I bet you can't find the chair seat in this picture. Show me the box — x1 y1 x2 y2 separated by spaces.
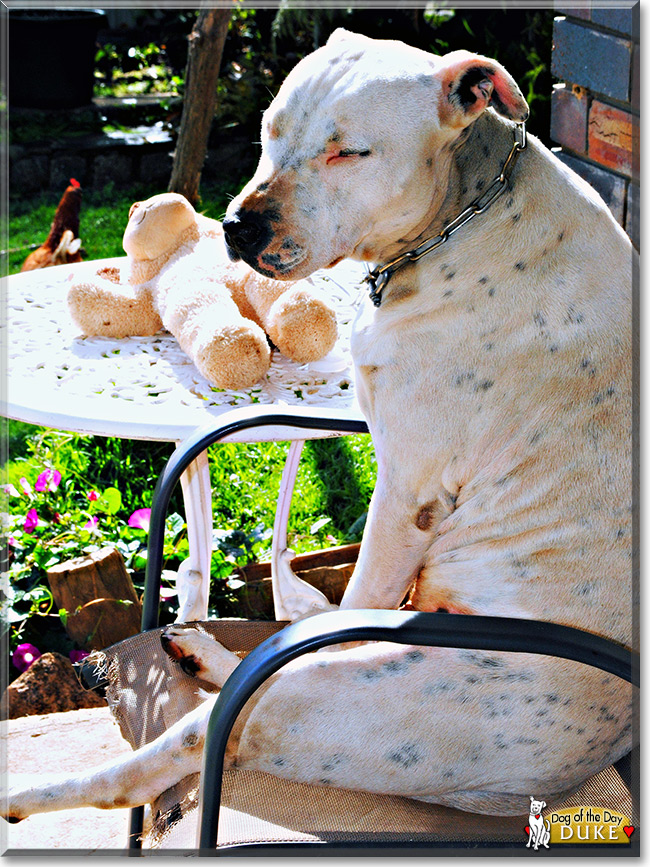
85 620 636 852
147 762 633 850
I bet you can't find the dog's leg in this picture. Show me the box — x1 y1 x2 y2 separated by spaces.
161 625 240 684
339 472 442 611
4 698 215 821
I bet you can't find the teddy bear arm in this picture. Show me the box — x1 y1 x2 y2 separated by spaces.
265 285 338 363
67 279 161 338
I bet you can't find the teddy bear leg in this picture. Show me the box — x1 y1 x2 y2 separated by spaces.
265 285 338 363
68 278 162 338
191 320 271 389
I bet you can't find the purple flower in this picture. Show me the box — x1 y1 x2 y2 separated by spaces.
83 515 99 531
19 477 32 497
12 643 41 672
128 508 151 531
3 484 19 497
34 468 62 493
69 649 90 664
23 508 39 533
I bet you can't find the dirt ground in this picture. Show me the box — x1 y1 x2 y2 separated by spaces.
2 706 133 854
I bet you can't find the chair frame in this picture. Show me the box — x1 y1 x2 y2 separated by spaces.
129 406 639 855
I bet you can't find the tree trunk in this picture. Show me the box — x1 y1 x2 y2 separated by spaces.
168 8 232 206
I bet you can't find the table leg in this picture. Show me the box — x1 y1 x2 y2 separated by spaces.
175 446 213 623
271 440 337 621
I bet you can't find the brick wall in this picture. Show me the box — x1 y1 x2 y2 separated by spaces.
550 3 639 247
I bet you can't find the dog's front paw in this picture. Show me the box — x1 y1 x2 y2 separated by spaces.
161 626 216 678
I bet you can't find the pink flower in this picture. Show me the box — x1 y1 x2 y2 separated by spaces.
12 643 41 672
87 490 100 502
2 484 19 497
34 468 62 493
23 508 39 533
7 535 17 547
69 649 90 664
84 515 99 531
19 477 32 497
128 508 151 531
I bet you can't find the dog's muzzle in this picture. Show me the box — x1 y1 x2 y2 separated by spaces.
222 209 272 264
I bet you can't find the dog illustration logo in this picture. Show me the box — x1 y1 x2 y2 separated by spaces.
526 796 551 850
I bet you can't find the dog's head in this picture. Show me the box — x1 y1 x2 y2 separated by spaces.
530 797 547 815
224 30 528 280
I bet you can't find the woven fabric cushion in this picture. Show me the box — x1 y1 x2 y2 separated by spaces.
90 621 635 851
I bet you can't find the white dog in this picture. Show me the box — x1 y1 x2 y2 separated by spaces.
526 797 551 849
4 30 634 824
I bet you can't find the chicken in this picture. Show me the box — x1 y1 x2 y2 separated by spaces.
21 178 83 271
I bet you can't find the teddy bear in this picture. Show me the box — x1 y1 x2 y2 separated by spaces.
67 193 338 389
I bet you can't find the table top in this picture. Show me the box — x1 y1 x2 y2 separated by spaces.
4 256 368 442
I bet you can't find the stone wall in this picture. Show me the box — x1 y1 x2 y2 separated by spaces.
10 120 256 197
550 3 639 247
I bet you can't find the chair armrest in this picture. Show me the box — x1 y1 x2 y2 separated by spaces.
197 608 638 849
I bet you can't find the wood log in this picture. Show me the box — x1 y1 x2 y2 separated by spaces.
234 543 361 583
236 557 358 620
47 547 142 650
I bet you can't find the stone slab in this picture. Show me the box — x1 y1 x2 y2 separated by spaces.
2 706 134 853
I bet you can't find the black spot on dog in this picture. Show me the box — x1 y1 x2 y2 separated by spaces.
406 650 425 663
564 305 585 325
475 379 494 391
488 287 496 297
321 754 346 772
359 668 382 681
383 659 408 675
515 261 527 271
478 276 489 284
443 289 453 298
183 731 199 748
512 213 521 223
273 757 287 767
388 743 423 768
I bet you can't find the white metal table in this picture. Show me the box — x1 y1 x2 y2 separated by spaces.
3 256 367 622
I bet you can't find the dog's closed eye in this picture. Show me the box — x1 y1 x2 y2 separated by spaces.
327 148 372 165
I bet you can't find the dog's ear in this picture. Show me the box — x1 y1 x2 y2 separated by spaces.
438 50 529 127
327 28 372 48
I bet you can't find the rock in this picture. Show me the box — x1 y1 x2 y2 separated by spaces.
1 652 106 720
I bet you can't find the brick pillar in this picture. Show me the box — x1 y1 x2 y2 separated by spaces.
550 3 639 248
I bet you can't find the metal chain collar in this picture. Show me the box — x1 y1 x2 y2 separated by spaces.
363 121 527 307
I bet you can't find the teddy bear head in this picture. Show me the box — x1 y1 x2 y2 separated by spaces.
123 193 198 262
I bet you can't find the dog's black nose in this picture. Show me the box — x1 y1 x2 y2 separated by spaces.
222 210 271 262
